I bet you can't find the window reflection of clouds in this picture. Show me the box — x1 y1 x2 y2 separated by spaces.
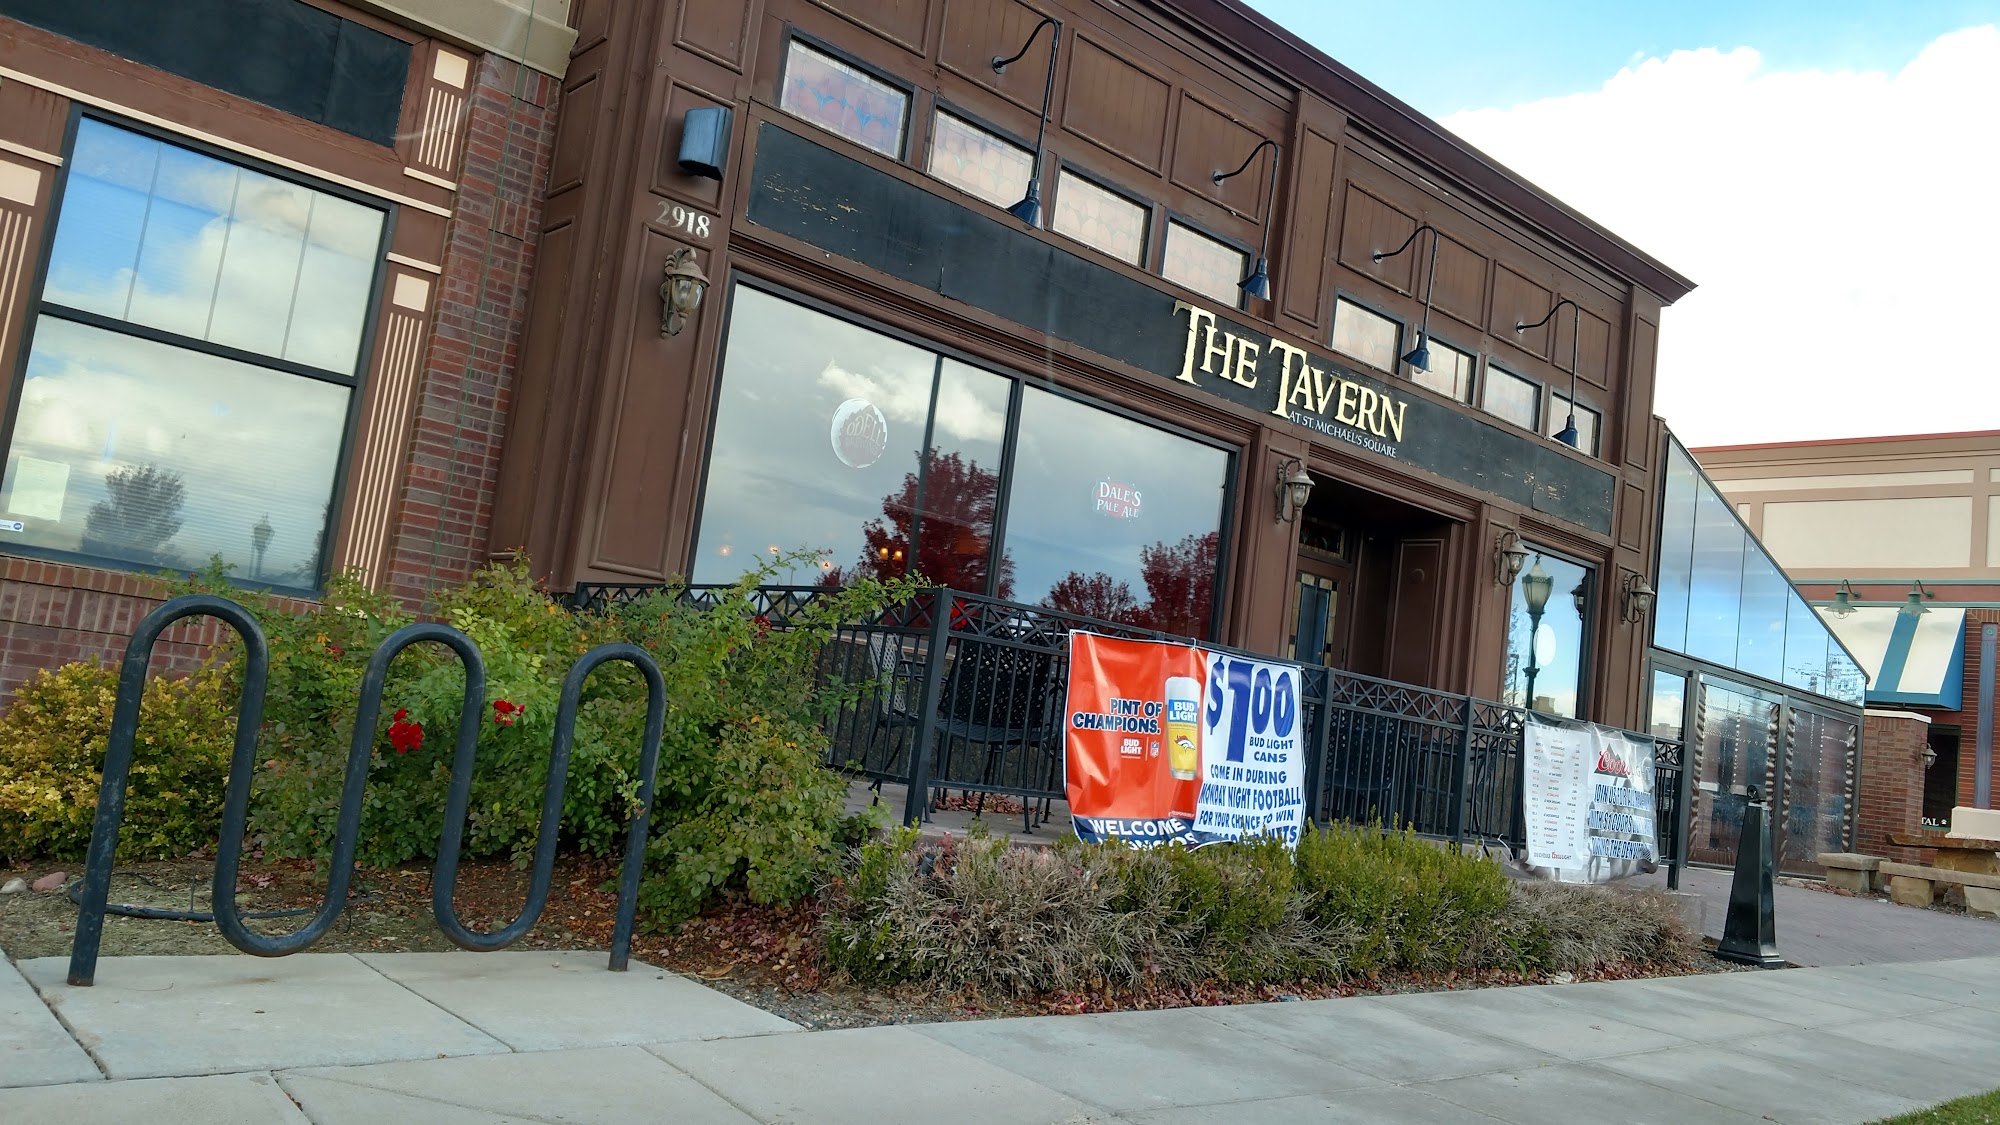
694 288 1231 631
2 318 347 580
1004 388 1228 636
1503 550 1588 718
695 288 936 584
43 120 383 375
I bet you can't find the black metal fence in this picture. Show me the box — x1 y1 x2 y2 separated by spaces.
573 582 1684 873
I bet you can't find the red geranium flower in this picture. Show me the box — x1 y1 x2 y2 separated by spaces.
493 699 523 726
387 709 424 753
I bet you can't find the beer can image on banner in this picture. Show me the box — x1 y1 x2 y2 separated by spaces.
1063 633 1206 846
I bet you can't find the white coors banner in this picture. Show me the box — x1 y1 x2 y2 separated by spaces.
1520 717 1658 883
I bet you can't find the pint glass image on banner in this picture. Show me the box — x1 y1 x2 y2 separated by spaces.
1165 676 1201 780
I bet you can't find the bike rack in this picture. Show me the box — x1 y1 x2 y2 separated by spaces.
67 595 668 986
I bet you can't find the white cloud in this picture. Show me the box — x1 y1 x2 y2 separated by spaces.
1442 26 2000 446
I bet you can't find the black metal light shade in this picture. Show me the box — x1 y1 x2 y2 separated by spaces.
993 18 1061 228
1555 412 1579 448
1401 333 1431 372
1213 138 1281 303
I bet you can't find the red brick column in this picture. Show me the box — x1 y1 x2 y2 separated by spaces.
382 54 559 607
1858 710 1931 865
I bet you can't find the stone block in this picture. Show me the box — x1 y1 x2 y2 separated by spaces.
1950 806 2000 840
1966 886 2000 920
1826 867 1874 894
1889 875 1935 908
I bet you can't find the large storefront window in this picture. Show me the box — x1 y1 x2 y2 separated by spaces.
694 286 1233 638
0 118 385 589
1502 548 1590 717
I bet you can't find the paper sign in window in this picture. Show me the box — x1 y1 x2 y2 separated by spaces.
6 457 69 522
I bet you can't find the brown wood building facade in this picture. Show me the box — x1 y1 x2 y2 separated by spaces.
491 0 1695 731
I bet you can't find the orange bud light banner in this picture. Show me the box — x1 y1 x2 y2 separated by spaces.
1064 632 1307 848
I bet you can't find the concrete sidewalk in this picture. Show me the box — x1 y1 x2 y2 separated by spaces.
6 946 2000 1123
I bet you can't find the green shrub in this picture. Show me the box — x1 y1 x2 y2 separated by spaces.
608 557 918 925
1478 881 1701 974
0 661 239 861
1294 823 1511 974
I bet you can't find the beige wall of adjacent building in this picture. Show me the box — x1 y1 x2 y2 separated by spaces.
1693 431 1999 581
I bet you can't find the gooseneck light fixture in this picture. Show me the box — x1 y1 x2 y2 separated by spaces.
1829 579 1861 618
1275 458 1314 523
992 17 1061 227
1903 580 1936 616
1212 138 1281 302
1372 224 1438 371
1516 296 1581 448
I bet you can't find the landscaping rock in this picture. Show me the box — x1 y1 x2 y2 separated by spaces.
30 872 67 893
0 878 26 894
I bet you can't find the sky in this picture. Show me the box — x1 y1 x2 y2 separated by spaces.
1244 0 2000 447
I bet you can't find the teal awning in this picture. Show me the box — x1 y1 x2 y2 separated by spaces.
1821 607 1965 710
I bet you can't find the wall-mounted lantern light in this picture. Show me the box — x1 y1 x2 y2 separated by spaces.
660 247 710 337
1212 138 1281 302
1495 530 1528 587
1829 579 1860 618
676 106 733 180
1275 459 1314 523
1517 296 1582 448
992 17 1062 227
1903 580 1936 616
1622 572 1656 624
1372 223 1437 371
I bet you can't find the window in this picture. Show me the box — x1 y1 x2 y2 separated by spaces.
926 111 1032 210
1 118 386 590
1003 387 1230 638
779 39 908 158
1161 221 1246 309
1547 394 1601 456
1052 170 1147 266
1330 297 1401 374
1481 365 1540 431
693 285 1234 638
1503 548 1591 718
1411 337 1475 403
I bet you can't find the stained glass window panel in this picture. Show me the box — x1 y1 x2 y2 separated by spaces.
1331 297 1401 374
779 40 908 158
1161 221 1245 309
1052 171 1147 266
926 111 1032 209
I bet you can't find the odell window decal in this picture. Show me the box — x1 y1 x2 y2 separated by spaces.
1064 632 1306 848
829 398 888 468
1093 480 1142 519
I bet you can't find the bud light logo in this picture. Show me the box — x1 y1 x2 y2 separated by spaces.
1167 699 1199 724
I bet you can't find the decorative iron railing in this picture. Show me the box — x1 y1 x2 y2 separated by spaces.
572 582 1684 874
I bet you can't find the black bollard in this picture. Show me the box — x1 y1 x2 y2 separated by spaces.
1717 785 1784 967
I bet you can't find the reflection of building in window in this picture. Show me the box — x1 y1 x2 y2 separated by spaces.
779 39 908 158
1502 549 1591 718
0 118 386 591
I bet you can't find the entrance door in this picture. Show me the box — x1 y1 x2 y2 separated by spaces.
1289 554 1352 667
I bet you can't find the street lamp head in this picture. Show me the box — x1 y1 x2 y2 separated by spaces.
1521 557 1553 616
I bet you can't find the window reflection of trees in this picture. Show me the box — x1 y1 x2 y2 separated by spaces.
1042 531 1218 635
821 448 1013 596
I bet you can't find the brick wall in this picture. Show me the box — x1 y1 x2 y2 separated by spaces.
381 55 559 608
1857 710 1932 864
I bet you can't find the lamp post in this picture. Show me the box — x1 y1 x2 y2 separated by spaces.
1521 557 1553 711
250 514 273 581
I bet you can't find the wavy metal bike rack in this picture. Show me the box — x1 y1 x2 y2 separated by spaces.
66 595 667 986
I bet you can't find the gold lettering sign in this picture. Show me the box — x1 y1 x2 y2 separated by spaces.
1175 303 1411 453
